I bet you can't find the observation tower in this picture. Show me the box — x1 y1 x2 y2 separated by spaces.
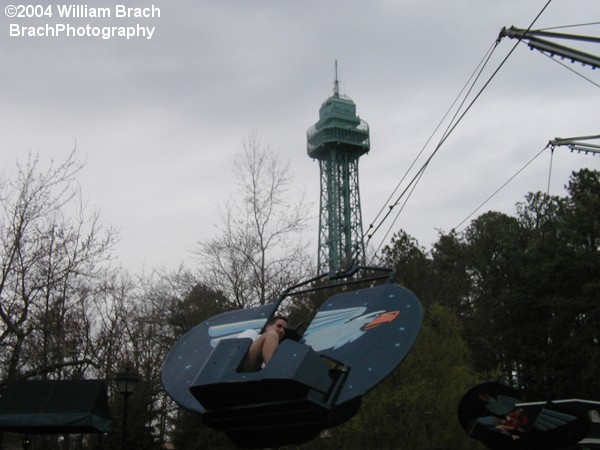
307 66 369 274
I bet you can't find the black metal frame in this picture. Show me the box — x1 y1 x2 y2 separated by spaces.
272 265 397 309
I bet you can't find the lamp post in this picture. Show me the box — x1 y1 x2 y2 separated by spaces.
115 368 141 450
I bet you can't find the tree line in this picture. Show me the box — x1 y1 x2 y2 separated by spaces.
1 144 598 449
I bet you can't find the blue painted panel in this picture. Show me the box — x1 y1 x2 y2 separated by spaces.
302 283 423 404
161 303 278 413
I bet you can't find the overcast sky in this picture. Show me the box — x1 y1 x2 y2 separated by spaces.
2 0 599 272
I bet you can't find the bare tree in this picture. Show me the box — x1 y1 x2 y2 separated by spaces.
90 270 138 380
0 150 118 382
197 133 313 307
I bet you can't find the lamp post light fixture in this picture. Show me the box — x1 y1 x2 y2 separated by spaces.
115 368 141 450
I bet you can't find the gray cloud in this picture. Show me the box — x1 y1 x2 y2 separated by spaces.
2 0 599 270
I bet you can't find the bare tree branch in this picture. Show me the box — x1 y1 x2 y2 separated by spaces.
196 133 313 307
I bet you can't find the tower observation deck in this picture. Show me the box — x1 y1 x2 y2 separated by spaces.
307 71 369 274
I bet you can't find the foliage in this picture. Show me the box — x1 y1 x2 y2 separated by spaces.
455 170 600 399
169 409 234 450
377 170 600 402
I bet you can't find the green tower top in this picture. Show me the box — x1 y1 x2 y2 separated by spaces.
306 69 370 160
306 63 369 273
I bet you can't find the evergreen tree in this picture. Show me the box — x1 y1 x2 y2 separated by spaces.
451 169 600 400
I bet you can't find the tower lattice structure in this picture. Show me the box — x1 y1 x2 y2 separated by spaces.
307 74 369 274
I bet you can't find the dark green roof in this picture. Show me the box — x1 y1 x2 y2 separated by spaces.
307 93 370 159
0 379 112 434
